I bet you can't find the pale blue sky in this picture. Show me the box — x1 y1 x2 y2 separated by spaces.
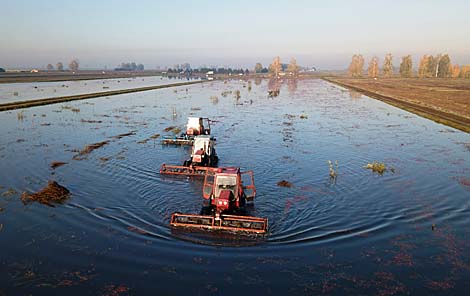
1 0 469 69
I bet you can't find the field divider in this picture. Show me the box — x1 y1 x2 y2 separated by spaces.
0 80 205 112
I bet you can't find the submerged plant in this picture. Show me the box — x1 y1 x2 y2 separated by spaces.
364 162 387 174
328 160 338 179
17 111 25 120
210 95 219 104
234 90 241 100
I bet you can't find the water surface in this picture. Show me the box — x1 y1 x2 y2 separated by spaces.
0 79 469 295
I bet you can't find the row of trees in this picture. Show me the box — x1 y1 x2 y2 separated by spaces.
166 67 250 75
255 57 300 77
115 62 144 71
46 59 79 71
349 54 470 78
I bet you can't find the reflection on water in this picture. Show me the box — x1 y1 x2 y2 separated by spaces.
0 79 469 295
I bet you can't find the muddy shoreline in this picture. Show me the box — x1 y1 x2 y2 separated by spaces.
0 80 204 112
324 77 470 133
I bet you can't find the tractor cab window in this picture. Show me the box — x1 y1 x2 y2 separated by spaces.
215 175 237 198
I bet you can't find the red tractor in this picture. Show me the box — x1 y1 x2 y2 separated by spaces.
171 167 268 234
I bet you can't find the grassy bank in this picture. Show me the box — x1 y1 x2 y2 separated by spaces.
324 77 470 133
0 80 204 112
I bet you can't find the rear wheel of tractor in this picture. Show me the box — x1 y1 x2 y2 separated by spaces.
183 160 191 167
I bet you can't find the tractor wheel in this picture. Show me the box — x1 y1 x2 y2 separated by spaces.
183 160 191 167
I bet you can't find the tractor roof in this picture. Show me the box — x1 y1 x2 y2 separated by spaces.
214 167 239 175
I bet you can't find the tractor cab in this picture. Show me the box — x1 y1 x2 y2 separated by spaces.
186 117 211 136
203 167 256 213
184 135 218 167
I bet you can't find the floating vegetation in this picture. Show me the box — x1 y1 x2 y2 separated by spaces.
268 89 280 98
221 90 232 97
2 188 17 197
300 114 308 119
328 160 338 179
50 161 67 169
277 180 293 188
81 119 103 123
234 90 241 100
164 126 177 132
127 226 148 235
74 140 110 158
210 95 219 104
248 81 252 92
112 130 136 139
191 107 201 111
71 108 80 113
163 126 181 134
13 91 19 96
364 162 389 174
21 180 70 206
149 133 160 139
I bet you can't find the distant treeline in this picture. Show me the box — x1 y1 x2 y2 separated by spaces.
166 67 250 75
348 54 470 78
115 62 144 71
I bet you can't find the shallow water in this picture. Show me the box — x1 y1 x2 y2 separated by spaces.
0 75 190 104
0 79 469 295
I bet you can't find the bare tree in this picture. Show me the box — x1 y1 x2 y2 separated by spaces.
46 64 54 71
269 56 282 78
382 53 393 77
399 55 413 78
69 59 79 71
287 58 300 77
254 63 263 73
56 62 64 71
367 56 379 78
348 54 365 77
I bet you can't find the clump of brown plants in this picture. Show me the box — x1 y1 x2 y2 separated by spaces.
21 180 70 206
277 180 293 188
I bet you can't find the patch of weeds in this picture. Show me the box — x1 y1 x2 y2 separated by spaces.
328 160 338 179
277 180 293 188
21 180 70 206
364 162 392 174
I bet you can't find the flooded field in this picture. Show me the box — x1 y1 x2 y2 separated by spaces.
0 76 184 104
0 78 469 295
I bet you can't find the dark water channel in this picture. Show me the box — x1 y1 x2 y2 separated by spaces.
0 79 469 295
